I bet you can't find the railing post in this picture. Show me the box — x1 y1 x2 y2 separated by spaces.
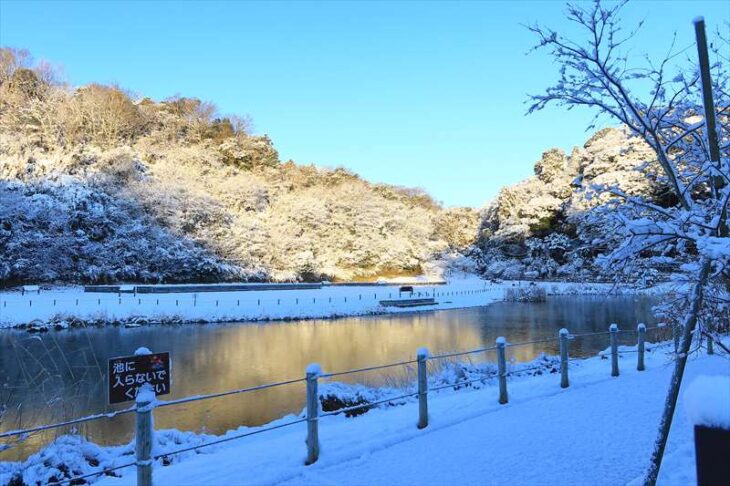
305 364 320 465
417 347 429 429
707 333 714 355
135 383 154 486
637 323 646 371
673 323 680 354
559 328 569 388
496 337 508 404
610 324 619 377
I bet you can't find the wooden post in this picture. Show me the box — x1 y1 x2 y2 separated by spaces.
673 323 680 354
305 364 320 465
559 328 569 388
417 347 429 429
497 337 508 404
637 323 646 371
136 384 154 486
610 324 619 377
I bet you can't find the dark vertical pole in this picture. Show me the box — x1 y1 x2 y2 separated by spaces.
694 18 721 164
694 18 726 239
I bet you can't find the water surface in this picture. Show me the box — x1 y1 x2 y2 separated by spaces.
0 295 657 460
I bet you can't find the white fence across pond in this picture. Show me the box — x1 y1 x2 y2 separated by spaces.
0 324 674 486
0 284 503 327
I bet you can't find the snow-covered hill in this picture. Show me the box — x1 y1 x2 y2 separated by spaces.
475 127 677 283
0 49 479 285
0 48 674 287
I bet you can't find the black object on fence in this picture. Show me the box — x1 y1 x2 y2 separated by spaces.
694 425 730 486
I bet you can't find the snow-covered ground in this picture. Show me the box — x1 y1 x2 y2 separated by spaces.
0 277 668 328
5 338 725 485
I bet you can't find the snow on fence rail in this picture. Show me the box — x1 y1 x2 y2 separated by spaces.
1 324 671 486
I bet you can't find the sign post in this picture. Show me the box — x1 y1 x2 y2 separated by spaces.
108 350 171 404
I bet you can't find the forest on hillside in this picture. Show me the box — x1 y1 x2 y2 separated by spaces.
0 47 683 285
0 47 479 285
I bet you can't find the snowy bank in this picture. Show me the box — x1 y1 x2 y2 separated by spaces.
0 278 670 329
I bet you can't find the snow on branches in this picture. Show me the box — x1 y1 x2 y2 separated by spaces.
528 0 729 288
527 2 728 482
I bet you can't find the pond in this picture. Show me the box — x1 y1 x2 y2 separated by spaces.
0 295 658 461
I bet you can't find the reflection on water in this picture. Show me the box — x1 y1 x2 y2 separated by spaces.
0 295 656 460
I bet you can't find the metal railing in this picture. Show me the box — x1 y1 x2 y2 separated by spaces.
2 323 673 485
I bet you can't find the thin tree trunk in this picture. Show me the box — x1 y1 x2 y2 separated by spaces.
643 259 711 486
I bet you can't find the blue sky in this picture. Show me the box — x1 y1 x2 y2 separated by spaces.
1 1 728 207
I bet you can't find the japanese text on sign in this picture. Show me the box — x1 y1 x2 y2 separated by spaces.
108 352 171 404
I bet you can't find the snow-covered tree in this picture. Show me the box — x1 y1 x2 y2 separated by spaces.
527 1 728 482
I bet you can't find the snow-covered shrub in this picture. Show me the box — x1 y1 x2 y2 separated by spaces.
318 382 412 417
428 360 497 390
504 286 547 302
